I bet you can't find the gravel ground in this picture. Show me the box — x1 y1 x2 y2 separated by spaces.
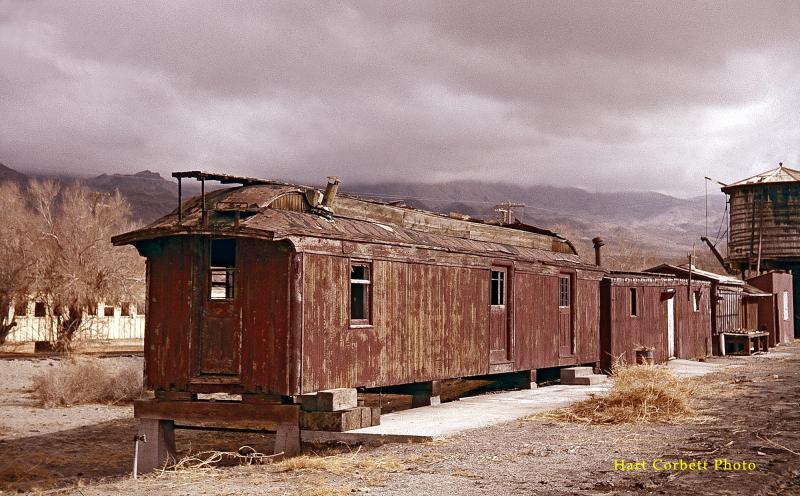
1 345 799 495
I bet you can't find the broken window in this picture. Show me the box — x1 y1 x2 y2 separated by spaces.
104 305 115 317
491 270 506 306
350 262 371 325
559 276 570 308
34 302 46 317
693 290 702 312
209 238 236 300
121 303 131 317
629 288 638 317
14 300 28 317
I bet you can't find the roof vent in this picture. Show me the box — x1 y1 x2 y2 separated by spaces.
321 176 340 210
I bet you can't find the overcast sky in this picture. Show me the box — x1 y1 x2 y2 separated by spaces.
1 1 799 196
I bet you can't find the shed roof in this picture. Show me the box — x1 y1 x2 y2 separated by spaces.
722 163 800 192
645 264 744 286
113 176 596 268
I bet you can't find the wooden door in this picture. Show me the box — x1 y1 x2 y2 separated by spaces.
558 275 574 356
489 267 509 364
198 238 242 377
667 296 675 358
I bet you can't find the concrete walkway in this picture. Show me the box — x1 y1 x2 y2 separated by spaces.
302 359 723 445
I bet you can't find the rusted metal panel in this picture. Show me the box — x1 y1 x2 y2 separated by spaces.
513 273 560 369
144 236 195 391
600 274 712 370
300 254 490 393
238 239 293 395
748 271 795 345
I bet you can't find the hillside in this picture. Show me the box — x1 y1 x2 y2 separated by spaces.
0 163 729 270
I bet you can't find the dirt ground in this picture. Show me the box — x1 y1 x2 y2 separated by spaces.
1 345 799 495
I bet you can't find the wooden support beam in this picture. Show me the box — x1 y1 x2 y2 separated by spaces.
134 399 299 432
136 418 176 474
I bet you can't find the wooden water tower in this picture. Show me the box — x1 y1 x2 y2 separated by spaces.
721 163 800 336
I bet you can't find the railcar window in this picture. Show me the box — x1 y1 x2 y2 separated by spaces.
629 288 638 317
491 270 505 306
693 290 701 312
350 262 372 324
559 277 570 308
34 301 47 317
121 303 131 317
104 305 115 317
209 238 236 300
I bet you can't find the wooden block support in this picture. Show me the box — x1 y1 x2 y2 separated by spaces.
274 422 301 456
300 393 318 412
299 406 378 431
316 388 358 411
136 418 176 474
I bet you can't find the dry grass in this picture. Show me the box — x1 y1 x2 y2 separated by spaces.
31 356 143 407
275 450 404 476
539 363 701 424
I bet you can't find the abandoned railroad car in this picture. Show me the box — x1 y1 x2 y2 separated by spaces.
112 172 605 400
599 272 711 371
747 271 795 346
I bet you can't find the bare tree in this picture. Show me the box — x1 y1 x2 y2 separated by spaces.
28 180 144 350
0 182 38 344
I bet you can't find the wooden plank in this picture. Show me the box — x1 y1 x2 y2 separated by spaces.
299 408 366 432
134 399 299 431
315 388 358 411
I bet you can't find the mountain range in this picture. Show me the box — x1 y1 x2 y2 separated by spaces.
0 163 728 269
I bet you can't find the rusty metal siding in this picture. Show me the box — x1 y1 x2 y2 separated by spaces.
513 272 560 369
600 277 712 370
238 239 293 395
727 184 800 265
674 285 712 359
576 277 601 365
269 192 308 212
748 271 795 345
300 254 490 393
145 236 195 390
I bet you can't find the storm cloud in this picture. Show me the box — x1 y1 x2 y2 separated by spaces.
1 1 799 195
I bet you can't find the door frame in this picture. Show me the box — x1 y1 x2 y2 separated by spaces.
558 271 576 357
666 292 676 358
190 235 243 383
489 260 514 365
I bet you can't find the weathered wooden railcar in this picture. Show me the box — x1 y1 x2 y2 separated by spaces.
599 272 711 371
112 171 604 402
747 271 795 346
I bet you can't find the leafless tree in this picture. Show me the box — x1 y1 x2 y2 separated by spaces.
27 180 145 350
0 182 38 344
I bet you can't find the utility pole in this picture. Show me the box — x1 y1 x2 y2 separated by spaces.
494 201 525 225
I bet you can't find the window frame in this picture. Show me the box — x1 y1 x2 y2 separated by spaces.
491 269 507 306
208 238 237 301
629 288 638 317
558 276 571 309
34 301 47 318
349 261 373 327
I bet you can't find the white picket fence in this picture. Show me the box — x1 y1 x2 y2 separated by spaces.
4 302 144 343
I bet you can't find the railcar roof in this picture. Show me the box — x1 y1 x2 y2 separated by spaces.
646 263 744 286
113 176 596 268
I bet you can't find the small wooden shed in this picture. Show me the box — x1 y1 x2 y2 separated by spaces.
747 270 795 346
599 272 711 371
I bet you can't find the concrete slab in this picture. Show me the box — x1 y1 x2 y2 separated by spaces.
665 359 723 377
349 382 610 439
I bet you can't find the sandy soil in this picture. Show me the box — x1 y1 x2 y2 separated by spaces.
1 345 799 495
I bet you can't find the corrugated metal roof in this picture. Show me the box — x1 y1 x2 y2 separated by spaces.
646 263 744 286
723 164 800 190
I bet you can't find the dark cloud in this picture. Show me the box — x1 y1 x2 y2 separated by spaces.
1 0 798 195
